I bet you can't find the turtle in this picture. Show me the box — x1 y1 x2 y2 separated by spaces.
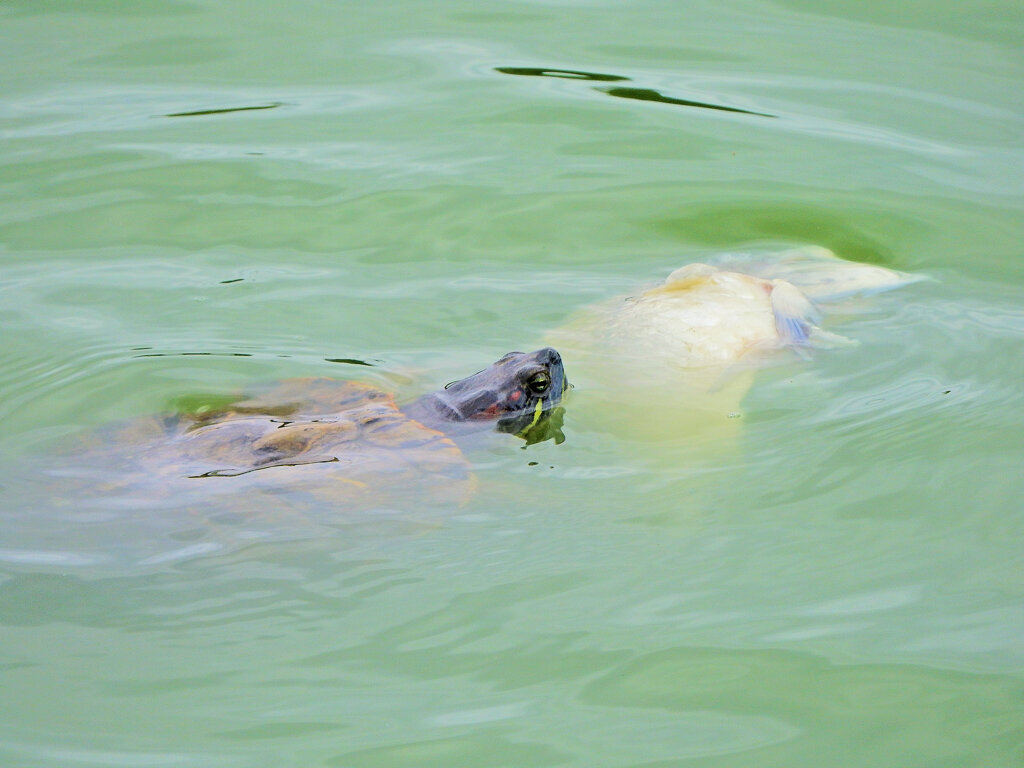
544 246 922 440
64 347 569 518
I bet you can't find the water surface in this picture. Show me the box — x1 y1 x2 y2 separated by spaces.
1 0 1022 765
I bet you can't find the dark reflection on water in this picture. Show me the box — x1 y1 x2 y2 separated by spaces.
325 357 375 366
162 102 283 118
495 66 629 82
133 351 254 358
602 86 775 117
126 352 372 364
496 66 774 117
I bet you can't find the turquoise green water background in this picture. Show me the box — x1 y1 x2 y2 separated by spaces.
2 0 1023 765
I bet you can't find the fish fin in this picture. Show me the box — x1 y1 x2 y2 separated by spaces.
768 247 927 302
770 280 820 346
809 327 857 349
710 246 927 302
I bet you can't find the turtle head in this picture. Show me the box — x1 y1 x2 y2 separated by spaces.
410 348 569 442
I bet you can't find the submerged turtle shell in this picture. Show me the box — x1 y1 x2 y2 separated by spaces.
81 378 476 516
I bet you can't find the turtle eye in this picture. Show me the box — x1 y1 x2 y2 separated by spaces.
527 372 551 394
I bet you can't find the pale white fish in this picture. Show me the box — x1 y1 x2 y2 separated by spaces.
545 247 921 442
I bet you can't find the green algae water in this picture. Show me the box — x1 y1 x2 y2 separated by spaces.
2 0 1023 765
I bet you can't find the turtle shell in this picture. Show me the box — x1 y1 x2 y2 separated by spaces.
70 378 476 519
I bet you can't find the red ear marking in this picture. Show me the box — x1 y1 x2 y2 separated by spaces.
470 403 502 420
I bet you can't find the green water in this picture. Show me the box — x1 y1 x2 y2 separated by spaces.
2 0 1023 765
